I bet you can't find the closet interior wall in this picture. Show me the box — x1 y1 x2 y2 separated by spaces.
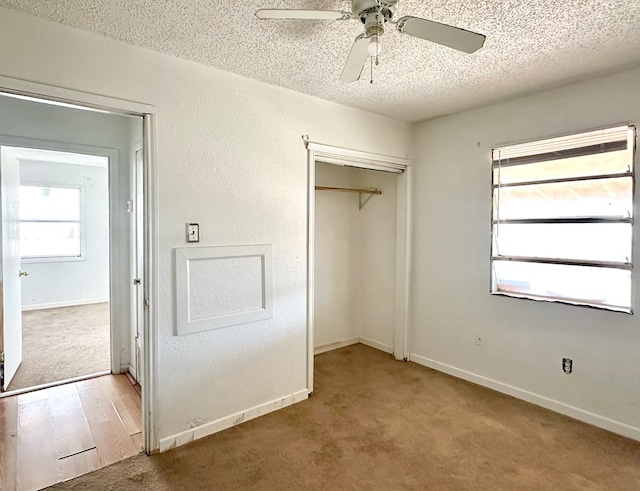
314 162 397 353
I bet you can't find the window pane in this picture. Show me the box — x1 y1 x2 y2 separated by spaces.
493 223 632 263
492 261 631 310
20 222 81 258
493 177 632 220
20 186 80 221
493 148 632 185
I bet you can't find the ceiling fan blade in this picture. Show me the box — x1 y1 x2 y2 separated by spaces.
255 9 352 20
341 35 370 83
397 16 486 54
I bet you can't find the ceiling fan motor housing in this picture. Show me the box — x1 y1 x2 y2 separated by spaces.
352 0 398 25
364 12 385 37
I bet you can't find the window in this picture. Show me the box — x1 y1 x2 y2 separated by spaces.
20 185 82 259
491 125 635 313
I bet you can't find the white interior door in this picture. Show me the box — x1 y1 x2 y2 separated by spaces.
0 147 23 391
132 148 144 384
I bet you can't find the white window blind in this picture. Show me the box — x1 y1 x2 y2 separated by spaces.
491 125 635 313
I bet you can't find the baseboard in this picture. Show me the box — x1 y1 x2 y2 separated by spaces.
358 336 394 354
22 297 109 311
409 353 640 442
126 363 137 381
159 389 309 452
314 337 359 355
315 337 394 356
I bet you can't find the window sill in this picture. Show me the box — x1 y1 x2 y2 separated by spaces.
490 291 632 315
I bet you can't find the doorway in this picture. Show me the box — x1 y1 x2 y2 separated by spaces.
2 147 111 392
0 91 143 397
0 75 157 458
305 140 412 393
0 82 156 487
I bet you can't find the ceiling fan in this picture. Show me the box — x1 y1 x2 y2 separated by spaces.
255 0 486 83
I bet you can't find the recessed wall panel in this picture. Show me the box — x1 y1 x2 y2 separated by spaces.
188 255 263 320
175 245 272 335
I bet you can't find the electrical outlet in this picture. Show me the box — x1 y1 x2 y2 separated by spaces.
475 332 485 346
562 358 573 374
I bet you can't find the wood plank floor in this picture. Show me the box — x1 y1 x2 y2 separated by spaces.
0 374 142 491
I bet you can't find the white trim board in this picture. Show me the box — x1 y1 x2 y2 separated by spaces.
359 337 394 354
22 297 109 311
0 75 155 116
126 363 137 380
409 353 640 442
159 389 309 453
314 337 359 355
314 337 394 355
306 141 409 171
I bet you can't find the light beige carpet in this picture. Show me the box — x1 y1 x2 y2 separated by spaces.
49 344 639 490
7 303 111 391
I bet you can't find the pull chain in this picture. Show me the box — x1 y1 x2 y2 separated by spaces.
370 51 380 84
370 56 373 84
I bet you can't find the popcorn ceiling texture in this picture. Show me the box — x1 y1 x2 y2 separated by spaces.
1 0 639 122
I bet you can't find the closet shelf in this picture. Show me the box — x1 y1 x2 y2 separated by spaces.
315 186 382 210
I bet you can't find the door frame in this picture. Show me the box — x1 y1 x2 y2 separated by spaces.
0 74 160 454
305 140 413 394
0 137 120 375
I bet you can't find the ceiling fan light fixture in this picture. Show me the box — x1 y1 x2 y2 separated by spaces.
255 1 487 83
367 35 381 56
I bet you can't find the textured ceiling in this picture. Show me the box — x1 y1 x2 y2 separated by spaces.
1 0 640 122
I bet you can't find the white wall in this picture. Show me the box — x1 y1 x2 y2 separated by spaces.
314 164 360 348
314 163 397 351
410 67 640 439
0 8 411 443
19 160 109 310
358 168 397 349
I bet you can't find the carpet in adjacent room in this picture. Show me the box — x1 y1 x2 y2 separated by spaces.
7 303 111 391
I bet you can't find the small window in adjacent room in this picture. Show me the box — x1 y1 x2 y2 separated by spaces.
19 185 82 259
491 125 636 313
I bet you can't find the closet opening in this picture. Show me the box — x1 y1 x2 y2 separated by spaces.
306 141 412 393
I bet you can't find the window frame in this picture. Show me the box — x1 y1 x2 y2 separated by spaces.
490 124 636 314
19 182 86 263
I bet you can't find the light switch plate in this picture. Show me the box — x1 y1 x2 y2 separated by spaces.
186 223 199 243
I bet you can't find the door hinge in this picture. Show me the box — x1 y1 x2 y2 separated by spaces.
133 278 141 286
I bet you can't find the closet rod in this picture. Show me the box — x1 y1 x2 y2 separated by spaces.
315 186 381 195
